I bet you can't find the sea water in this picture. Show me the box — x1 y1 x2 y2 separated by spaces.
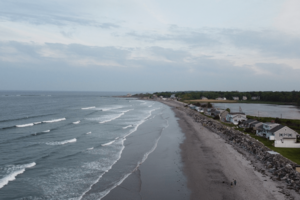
0 91 168 199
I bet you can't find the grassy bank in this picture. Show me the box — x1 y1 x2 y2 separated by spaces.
238 100 295 105
245 132 300 165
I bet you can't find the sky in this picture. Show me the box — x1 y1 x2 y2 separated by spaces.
1 0 300 92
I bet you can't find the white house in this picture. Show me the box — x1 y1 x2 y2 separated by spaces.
170 94 176 99
226 112 247 125
216 97 226 100
257 123 300 148
242 96 247 100
232 97 239 100
201 97 208 100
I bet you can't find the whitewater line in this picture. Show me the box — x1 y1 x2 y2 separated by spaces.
78 108 160 200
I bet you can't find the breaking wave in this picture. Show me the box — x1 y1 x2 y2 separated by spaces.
81 107 95 110
43 118 66 123
46 138 76 145
99 113 124 124
86 132 92 134
101 140 115 146
73 121 80 124
16 123 34 128
122 125 133 129
0 162 36 189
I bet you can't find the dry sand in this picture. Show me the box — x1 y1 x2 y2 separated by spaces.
161 100 288 200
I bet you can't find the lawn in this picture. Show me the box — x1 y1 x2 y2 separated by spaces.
246 132 300 165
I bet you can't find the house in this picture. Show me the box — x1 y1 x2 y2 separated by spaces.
232 97 239 100
226 112 247 125
170 94 176 99
241 119 257 128
251 96 260 100
242 96 247 100
256 122 280 139
201 97 208 100
216 97 226 100
250 121 264 131
126 94 132 97
257 123 300 148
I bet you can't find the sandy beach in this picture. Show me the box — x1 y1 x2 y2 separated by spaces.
162 100 300 200
103 99 300 200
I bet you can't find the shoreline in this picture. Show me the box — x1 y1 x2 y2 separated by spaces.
161 100 300 200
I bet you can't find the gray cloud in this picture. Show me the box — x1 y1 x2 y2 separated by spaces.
222 29 300 58
1 41 299 91
127 30 218 47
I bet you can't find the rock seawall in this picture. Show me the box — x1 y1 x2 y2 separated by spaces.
187 109 300 196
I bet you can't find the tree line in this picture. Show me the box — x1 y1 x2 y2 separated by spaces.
153 91 300 105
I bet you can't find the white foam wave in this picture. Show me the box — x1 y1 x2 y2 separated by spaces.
78 108 160 200
100 106 124 111
99 113 124 124
16 123 34 128
0 162 36 189
81 107 95 110
86 132 92 134
122 125 133 129
43 130 50 133
43 118 66 123
87 147 94 150
101 140 115 146
73 121 80 124
115 137 119 140
46 138 76 145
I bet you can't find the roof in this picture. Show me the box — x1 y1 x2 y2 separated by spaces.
257 124 264 130
270 124 285 132
252 121 262 125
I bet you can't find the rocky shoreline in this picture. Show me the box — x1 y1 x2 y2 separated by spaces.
188 108 300 199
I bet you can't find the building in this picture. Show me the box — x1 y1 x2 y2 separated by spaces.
126 94 132 97
226 112 247 125
170 94 176 99
250 121 264 131
251 96 260 100
232 97 239 100
201 97 208 100
241 119 257 128
216 97 226 100
256 123 300 148
242 96 247 100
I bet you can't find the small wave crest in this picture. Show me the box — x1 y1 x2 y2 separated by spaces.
0 162 36 189
101 140 115 146
86 132 92 134
73 121 80 124
46 138 76 145
99 113 124 124
82 107 95 110
16 123 34 128
43 118 66 123
122 125 133 129
87 147 94 150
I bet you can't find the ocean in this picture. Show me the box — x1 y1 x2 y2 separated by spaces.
0 91 169 199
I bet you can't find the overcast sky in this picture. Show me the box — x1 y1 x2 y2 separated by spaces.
1 0 300 92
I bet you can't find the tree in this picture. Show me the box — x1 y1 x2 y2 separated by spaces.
207 102 212 108
226 108 231 113
275 118 281 123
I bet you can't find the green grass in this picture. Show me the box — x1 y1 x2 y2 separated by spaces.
246 132 300 165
